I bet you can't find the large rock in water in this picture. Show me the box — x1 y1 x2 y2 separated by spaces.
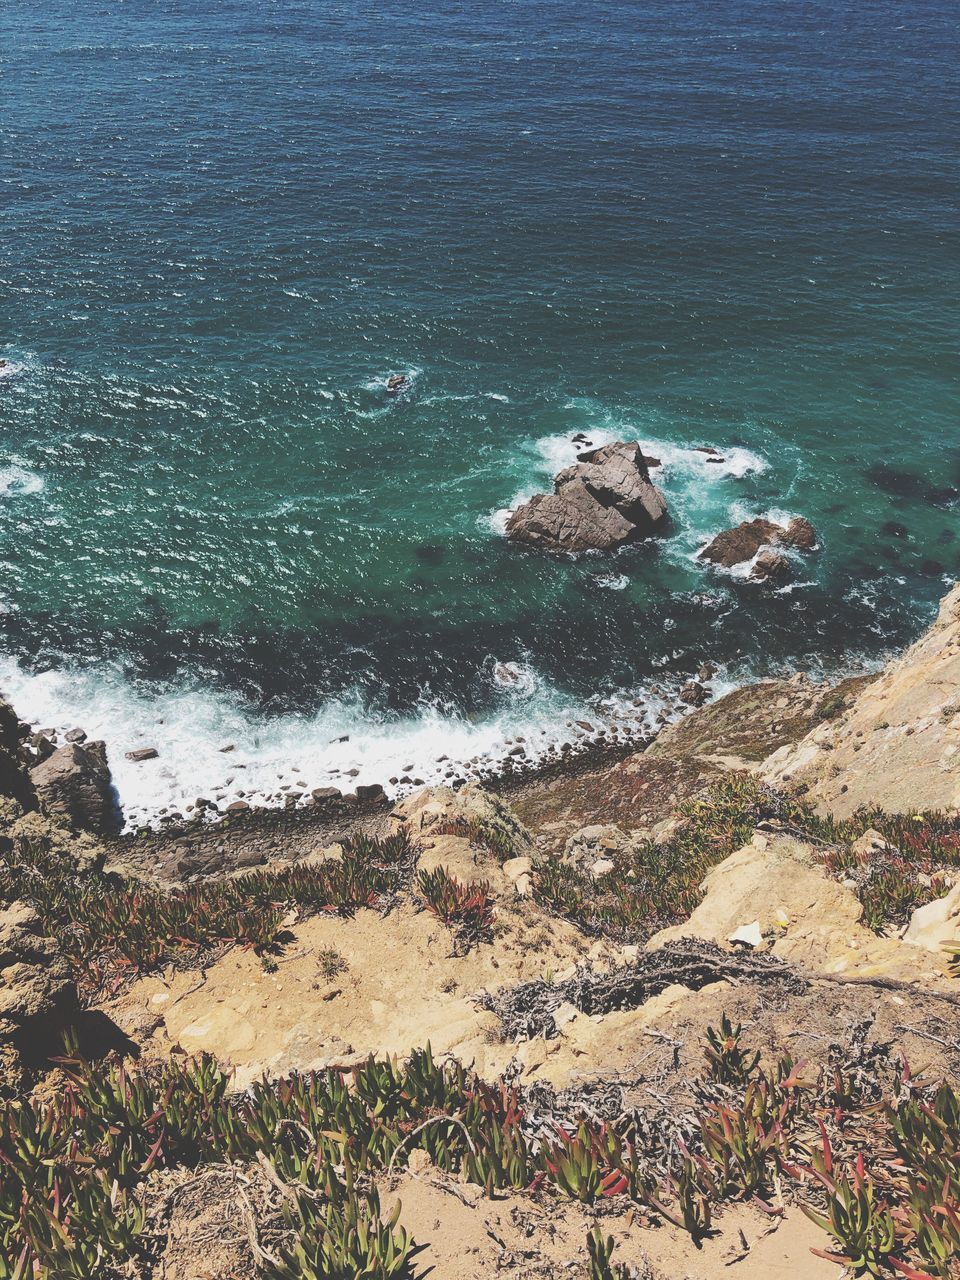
505 441 668 553
31 740 119 837
699 516 817 569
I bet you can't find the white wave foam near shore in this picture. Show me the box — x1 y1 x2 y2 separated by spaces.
0 656 710 833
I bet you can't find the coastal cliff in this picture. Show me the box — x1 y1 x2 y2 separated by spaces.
0 587 958 1278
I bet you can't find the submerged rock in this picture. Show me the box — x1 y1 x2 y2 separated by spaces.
506 440 668 553
31 741 118 837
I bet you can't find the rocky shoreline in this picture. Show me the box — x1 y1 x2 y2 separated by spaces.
1 584 959 1280
1 656 878 887
3 667 725 841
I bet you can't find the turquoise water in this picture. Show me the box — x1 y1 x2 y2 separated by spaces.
2 0 959 822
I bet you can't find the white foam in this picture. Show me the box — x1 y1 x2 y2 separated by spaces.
726 502 799 529
593 572 629 590
0 654 698 832
488 427 771 567
0 463 44 498
363 366 422 394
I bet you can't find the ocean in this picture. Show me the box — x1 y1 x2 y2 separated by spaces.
2 0 958 827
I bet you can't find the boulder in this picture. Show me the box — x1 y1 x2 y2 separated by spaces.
31 741 119 837
699 516 817 569
0 902 77 1070
126 747 159 762
780 516 817 550
393 783 536 862
699 518 782 568
904 882 960 953
751 551 793 584
505 441 668 553
679 680 708 707
355 783 387 808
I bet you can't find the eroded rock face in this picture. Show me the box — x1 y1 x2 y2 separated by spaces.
762 581 960 817
31 740 119 837
0 699 36 810
506 441 668 553
699 516 817 569
0 902 77 1073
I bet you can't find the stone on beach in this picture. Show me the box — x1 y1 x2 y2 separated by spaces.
505 440 668 553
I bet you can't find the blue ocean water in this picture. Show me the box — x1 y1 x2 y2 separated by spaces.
1 0 958 823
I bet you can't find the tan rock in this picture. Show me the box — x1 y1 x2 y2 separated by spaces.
761 581 960 816
0 902 76 1057
501 856 532 881
394 784 535 860
649 835 950 980
904 882 960 953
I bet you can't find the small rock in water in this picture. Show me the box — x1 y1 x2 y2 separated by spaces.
126 747 159 762
219 743 235 753
64 727 87 743
386 373 408 393
751 551 793 585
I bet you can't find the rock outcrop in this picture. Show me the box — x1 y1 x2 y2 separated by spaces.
648 833 951 981
761 581 960 816
0 699 36 810
393 783 536 862
647 672 876 766
506 441 668 553
31 740 119 837
699 516 817 570
0 902 77 1077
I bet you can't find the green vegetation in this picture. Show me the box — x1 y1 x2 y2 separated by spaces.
416 866 495 943
1 1025 957 1278
533 776 960 942
0 831 412 995
432 816 518 862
